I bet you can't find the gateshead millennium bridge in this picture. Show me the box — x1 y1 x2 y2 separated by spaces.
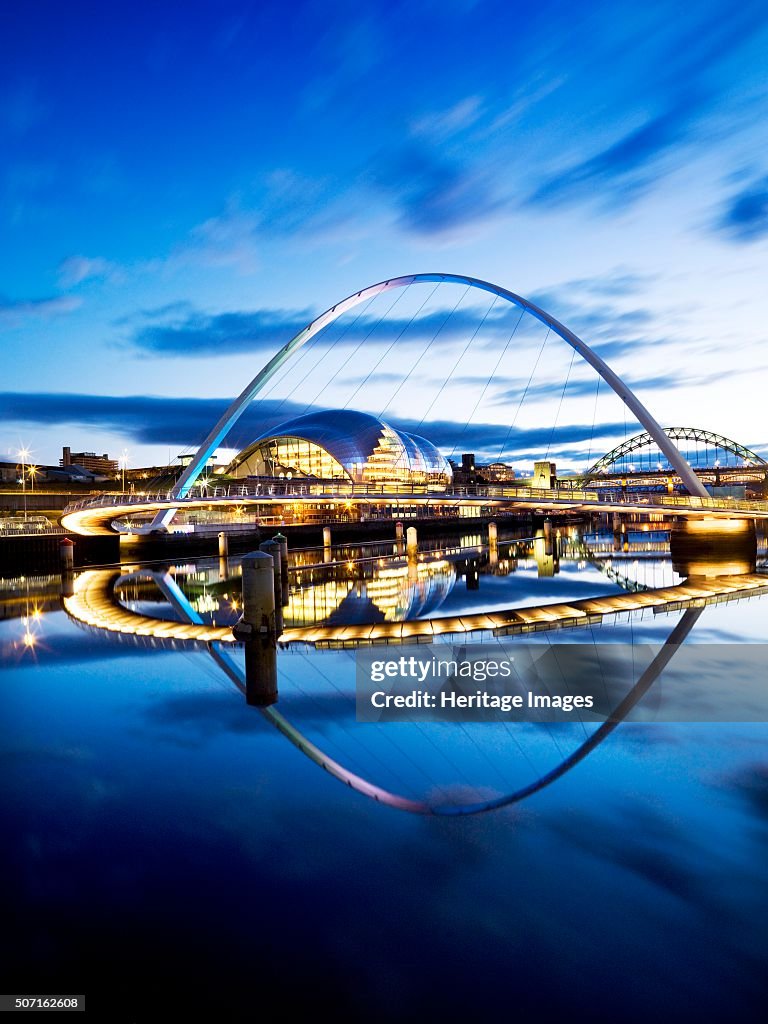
60 273 767 536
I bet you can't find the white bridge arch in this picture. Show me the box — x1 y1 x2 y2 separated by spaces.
156 273 708 527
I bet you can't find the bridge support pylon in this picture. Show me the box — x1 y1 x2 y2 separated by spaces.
671 519 756 578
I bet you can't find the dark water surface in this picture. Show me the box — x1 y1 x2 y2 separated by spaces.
2 532 767 1021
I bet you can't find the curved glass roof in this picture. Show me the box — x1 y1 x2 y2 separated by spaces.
228 409 452 484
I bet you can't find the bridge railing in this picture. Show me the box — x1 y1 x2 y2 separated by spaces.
62 482 768 515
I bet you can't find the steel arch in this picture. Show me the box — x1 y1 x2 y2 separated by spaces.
585 426 767 477
154 273 708 528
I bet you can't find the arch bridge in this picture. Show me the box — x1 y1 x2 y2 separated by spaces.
59 273 768 534
584 427 767 479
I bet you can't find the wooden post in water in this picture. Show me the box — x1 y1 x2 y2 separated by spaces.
259 539 283 634
273 532 289 606
60 537 75 598
406 526 418 559
488 520 498 569
323 526 332 562
233 551 277 707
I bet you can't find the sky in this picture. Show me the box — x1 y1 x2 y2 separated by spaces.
2 0 768 472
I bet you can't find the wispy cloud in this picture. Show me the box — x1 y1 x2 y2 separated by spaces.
0 294 80 324
0 390 627 465
58 255 118 287
528 2 768 209
366 144 502 236
128 306 314 357
124 301 524 358
715 174 768 241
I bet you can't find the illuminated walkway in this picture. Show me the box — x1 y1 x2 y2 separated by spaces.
61 483 768 535
63 567 768 647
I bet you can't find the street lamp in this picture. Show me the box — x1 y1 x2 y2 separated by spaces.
119 449 130 493
18 447 30 520
28 465 38 493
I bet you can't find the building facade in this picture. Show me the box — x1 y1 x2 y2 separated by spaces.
227 409 453 490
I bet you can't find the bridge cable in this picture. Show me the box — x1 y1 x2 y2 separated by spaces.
300 284 411 414
496 325 550 462
447 308 526 461
303 650 460 801
231 290 385 452
378 284 471 420
291 652 427 798
414 295 499 431
545 348 576 460
259 292 379 408
343 281 442 411
585 376 601 473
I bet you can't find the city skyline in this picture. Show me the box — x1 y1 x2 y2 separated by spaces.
3 0 768 469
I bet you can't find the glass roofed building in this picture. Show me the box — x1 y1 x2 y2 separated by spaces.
226 409 452 490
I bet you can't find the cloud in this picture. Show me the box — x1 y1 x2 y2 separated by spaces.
715 175 768 241
530 103 699 207
0 294 80 324
124 300 527 358
129 307 314 357
393 415 628 462
528 2 768 209
0 392 312 448
409 96 484 143
366 144 502 236
491 370 708 407
58 255 117 287
180 205 261 273
0 390 627 464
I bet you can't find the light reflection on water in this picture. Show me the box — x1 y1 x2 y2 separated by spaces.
1 522 767 1018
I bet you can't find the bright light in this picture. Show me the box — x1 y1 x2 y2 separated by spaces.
23 631 35 647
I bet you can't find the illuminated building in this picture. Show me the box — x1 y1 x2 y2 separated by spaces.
227 409 452 490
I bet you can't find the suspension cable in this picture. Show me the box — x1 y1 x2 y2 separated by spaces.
545 347 576 459
343 281 443 411
415 295 498 430
448 308 525 461
496 325 550 462
379 284 470 420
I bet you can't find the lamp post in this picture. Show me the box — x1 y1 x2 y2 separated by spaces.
28 465 38 494
18 447 29 520
120 449 129 493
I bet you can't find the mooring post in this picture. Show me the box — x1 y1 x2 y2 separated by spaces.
488 520 498 568
259 539 283 634
60 537 75 598
406 525 418 559
218 531 229 558
273 531 290 606
233 550 278 707
323 525 332 561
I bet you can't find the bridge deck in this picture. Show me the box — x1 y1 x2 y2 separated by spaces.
60 483 768 535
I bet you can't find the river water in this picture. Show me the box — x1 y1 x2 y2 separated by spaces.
2 523 767 1021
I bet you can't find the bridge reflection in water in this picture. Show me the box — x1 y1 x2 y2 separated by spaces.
54 521 768 816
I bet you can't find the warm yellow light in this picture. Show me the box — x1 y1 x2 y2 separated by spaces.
23 631 35 647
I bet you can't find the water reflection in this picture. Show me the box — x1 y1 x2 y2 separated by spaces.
3 516 768 1019
6 520 758 816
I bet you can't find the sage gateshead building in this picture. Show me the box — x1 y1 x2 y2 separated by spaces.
226 409 453 490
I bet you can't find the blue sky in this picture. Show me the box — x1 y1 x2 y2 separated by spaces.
2 0 768 470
